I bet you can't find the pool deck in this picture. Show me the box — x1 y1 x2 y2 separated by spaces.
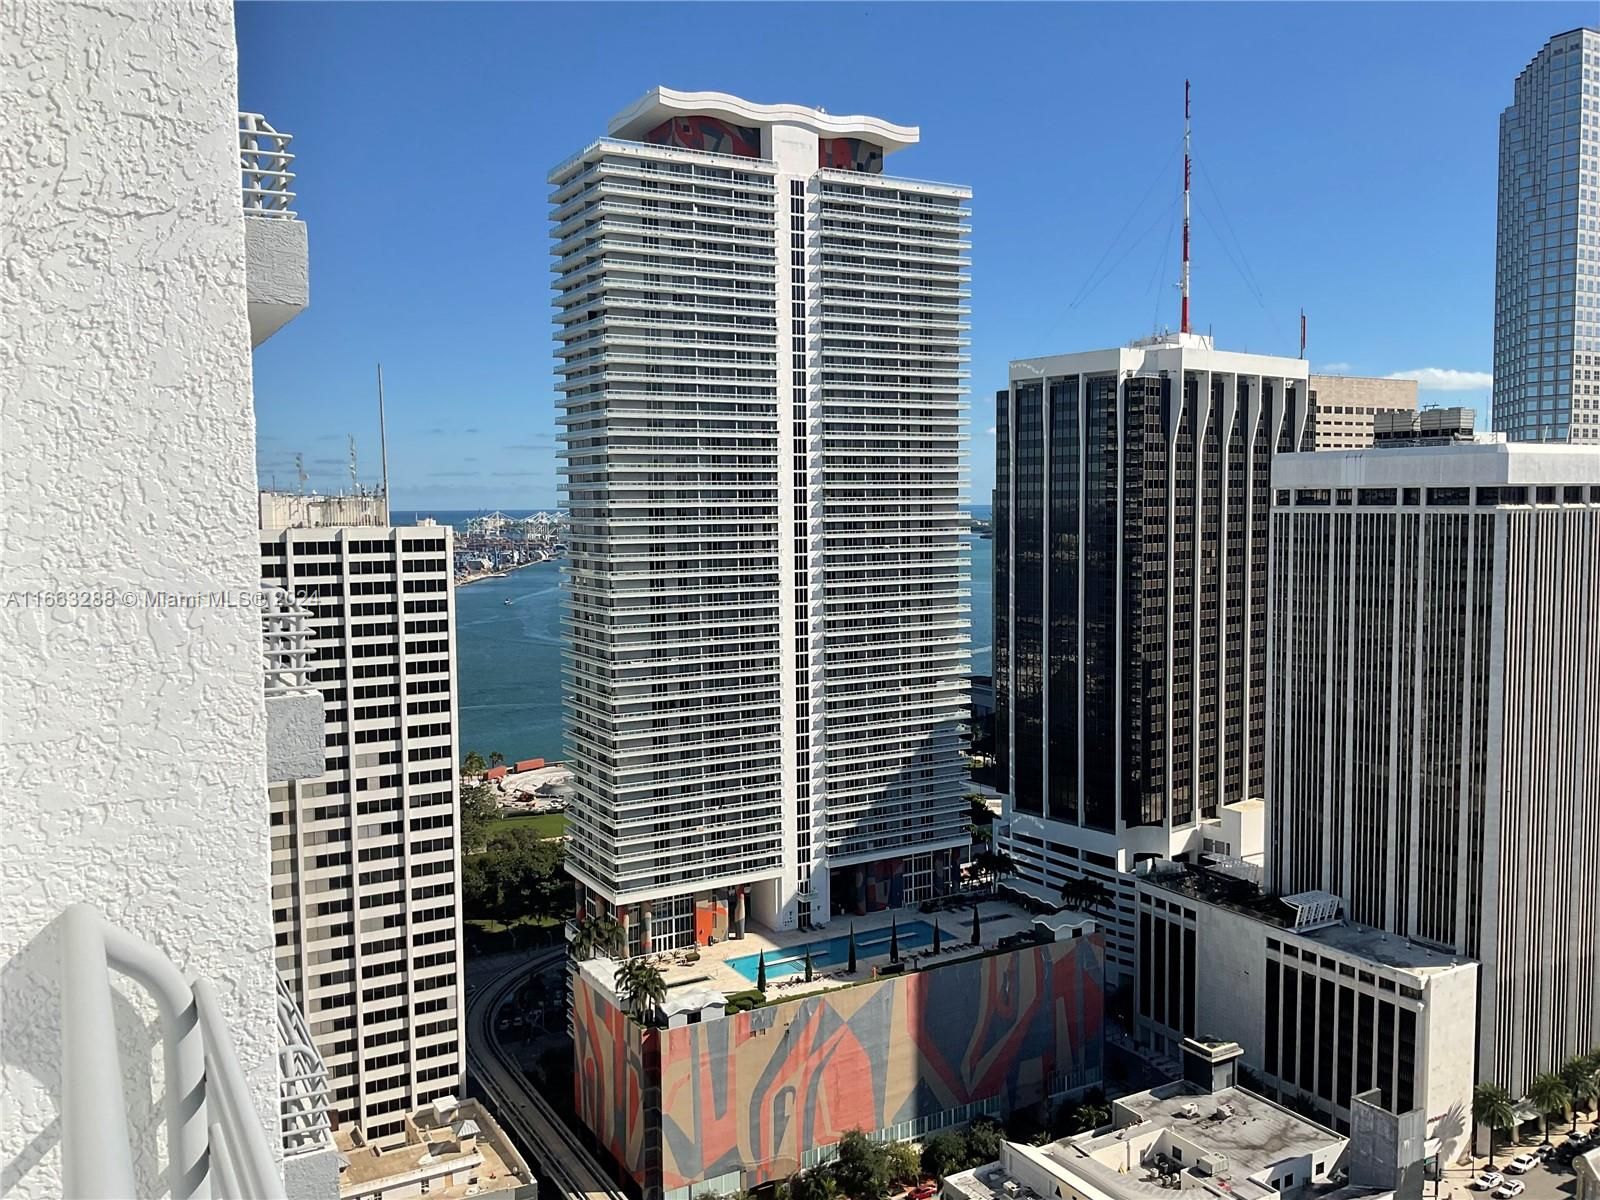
592 897 1082 1008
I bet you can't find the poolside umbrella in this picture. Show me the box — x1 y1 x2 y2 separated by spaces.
804 945 814 983
890 915 900 964
847 925 858 973
971 904 982 946
933 919 942 954
756 950 767 993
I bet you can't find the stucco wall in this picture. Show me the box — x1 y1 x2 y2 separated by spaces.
0 0 277 1195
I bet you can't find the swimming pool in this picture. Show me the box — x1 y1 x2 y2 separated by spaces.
726 920 938 983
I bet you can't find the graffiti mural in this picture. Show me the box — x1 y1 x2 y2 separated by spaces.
819 137 885 174
644 115 762 158
573 934 1105 1195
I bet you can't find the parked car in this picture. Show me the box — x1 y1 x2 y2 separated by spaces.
1474 1171 1505 1190
1494 1180 1526 1199
1507 1153 1541 1174
908 1185 937 1200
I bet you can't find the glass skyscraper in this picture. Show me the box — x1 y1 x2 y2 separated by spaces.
1493 27 1600 443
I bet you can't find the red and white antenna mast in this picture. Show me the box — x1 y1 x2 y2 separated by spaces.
1181 79 1192 335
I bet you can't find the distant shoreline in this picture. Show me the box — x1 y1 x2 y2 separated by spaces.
455 558 554 589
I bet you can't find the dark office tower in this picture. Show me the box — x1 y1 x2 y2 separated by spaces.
995 333 1312 982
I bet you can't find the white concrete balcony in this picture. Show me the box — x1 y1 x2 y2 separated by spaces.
240 112 309 348
59 904 295 1199
262 586 324 783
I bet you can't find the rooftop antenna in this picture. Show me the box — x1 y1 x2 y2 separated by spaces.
348 434 359 495
294 453 307 494
1299 309 1307 360
1181 79 1192 335
377 363 391 523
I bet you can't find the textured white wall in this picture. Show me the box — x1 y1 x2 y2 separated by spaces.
0 0 278 1195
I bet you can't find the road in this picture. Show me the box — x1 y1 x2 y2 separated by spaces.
466 949 625 1200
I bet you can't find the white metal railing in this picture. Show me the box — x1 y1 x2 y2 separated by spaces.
276 979 333 1158
60 903 286 1200
261 586 315 697
240 112 296 218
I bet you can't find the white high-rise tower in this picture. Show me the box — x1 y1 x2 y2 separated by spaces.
552 89 971 951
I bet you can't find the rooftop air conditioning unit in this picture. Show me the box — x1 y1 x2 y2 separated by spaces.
1003 1182 1020 1196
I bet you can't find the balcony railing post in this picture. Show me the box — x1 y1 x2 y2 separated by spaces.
59 905 288 1200
262 585 315 697
239 111 297 218
60 906 139 1200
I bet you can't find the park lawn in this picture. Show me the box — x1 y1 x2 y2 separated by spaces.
481 811 567 843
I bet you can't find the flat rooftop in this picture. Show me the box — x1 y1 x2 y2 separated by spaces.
1293 920 1472 975
579 898 1081 1011
1274 440 1600 487
1141 869 1473 979
1023 1082 1347 1200
335 1099 528 1198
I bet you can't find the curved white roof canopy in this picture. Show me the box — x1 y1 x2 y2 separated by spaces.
609 87 919 154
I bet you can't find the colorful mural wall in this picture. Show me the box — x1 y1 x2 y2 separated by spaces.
819 137 885 173
573 934 1105 1197
644 115 762 158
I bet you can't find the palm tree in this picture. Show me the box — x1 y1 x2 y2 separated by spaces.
571 912 623 961
614 958 667 1024
1473 1082 1516 1166
1563 1053 1600 1132
489 751 505 768
1528 1074 1571 1144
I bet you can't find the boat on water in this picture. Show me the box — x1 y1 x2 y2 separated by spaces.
503 597 513 606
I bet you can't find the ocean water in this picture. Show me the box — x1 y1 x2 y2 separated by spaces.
429 508 994 764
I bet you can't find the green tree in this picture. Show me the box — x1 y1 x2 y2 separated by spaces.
459 749 503 852
1472 1082 1516 1165
832 1130 889 1200
963 1117 1003 1167
756 950 768 993
614 958 667 1024
1060 875 1115 914
889 915 900 964
1528 1074 1571 1143
571 912 623 961
932 920 943 954
920 1131 967 1180
489 750 505 767
971 905 982 946
804 946 814 984
884 1141 921 1186
787 1170 837 1200
847 925 858 973
1562 1053 1600 1131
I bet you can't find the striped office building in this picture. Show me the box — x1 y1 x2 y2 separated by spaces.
1268 442 1600 1097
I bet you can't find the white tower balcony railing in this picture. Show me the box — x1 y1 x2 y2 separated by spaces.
239 112 296 218
277 979 333 1159
59 903 286 1200
261 585 314 698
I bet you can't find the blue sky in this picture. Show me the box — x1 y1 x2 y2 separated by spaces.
239 1 1593 512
